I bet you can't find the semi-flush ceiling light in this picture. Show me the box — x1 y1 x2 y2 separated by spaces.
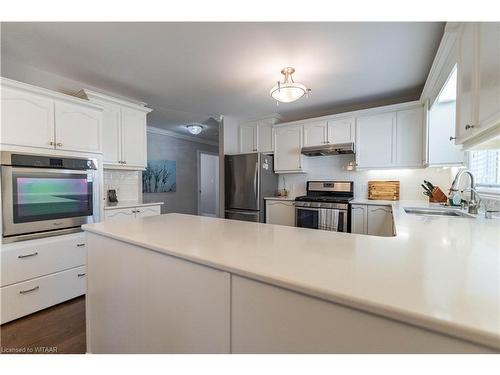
186 124 203 135
270 67 311 103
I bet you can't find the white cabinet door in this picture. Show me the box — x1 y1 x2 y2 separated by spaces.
239 123 258 153
304 121 328 146
477 22 500 129
351 204 367 234
1 86 55 149
356 112 395 168
367 206 393 237
265 201 295 226
54 101 102 153
259 122 274 152
102 103 122 165
135 205 161 218
328 117 354 144
456 23 478 142
121 107 147 168
274 125 304 173
395 107 423 167
104 208 136 222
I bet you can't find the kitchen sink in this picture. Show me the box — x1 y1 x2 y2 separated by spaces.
403 207 474 218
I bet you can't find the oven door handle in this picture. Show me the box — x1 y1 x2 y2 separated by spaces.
295 206 321 212
9 167 90 175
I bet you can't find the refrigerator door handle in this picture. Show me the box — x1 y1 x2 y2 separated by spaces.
254 161 259 205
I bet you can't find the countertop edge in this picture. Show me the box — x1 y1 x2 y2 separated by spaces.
83 223 500 351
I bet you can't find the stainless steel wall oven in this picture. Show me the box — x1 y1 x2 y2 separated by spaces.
1 152 99 242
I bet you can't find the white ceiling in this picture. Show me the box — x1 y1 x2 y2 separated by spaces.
1 22 444 139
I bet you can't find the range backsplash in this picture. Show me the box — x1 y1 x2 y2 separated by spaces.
277 154 454 201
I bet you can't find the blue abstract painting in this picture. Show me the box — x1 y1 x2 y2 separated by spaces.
143 160 176 193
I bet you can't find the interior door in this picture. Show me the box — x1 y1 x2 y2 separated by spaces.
198 152 219 217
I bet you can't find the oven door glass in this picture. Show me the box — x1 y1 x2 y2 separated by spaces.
296 207 319 229
12 170 93 224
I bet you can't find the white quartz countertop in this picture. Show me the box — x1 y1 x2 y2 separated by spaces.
83 201 500 349
104 200 164 210
264 196 296 201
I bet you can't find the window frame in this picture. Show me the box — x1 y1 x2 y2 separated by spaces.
467 150 500 196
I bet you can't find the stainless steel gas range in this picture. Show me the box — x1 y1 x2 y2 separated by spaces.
295 181 353 232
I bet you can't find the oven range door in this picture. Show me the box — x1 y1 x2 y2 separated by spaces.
1 166 97 239
295 206 349 232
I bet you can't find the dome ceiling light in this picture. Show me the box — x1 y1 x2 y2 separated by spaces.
186 124 203 135
270 67 311 104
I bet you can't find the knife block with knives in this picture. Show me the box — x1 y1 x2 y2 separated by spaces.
421 180 448 203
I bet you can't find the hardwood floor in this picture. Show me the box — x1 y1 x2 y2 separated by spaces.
0 296 86 354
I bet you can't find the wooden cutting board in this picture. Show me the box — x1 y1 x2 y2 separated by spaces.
368 181 400 201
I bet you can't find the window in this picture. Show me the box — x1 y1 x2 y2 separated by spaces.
468 149 500 193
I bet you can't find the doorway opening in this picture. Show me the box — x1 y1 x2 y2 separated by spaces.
197 151 219 217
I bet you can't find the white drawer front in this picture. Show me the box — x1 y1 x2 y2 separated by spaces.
1 265 86 324
135 205 161 218
104 208 136 222
1 233 86 287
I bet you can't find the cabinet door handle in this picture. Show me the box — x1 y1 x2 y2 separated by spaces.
77 273 86 277
76 243 86 247
465 124 475 130
19 286 39 294
56 142 63 147
449 136 456 141
49 141 55 146
18 252 38 259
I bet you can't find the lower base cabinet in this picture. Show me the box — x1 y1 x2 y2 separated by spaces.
351 204 394 237
265 200 295 226
0 232 87 324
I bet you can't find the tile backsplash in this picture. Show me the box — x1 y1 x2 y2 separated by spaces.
278 154 454 201
103 170 141 203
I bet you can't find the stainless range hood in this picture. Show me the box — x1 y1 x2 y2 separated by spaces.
301 142 355 156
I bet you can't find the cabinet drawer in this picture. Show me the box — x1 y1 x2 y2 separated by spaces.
1 233 86 287
135 205 161 218
104 208 136 222
1 265 86 324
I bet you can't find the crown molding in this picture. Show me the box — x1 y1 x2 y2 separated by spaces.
76 88 153 113
147 126 218 147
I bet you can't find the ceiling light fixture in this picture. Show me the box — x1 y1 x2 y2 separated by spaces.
270 67 311 104
186 124 203 135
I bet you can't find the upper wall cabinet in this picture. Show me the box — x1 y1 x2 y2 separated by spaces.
356 105 423 169
1 78 103 154
456 22 500 144
274 124 304 173
238 116 281 153
303 117 354 147
77 89 153 170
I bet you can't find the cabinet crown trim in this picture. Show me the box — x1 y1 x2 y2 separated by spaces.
1 77 104 111
76 89 153 113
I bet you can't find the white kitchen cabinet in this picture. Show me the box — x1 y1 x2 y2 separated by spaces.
239 122 258 153
351 204 368 234
395 107 423 167
78 89 153 170
367 205 393 237
135 205 161 218
121 107 147 168
238 117 278 153
356 112 395 168
265 200 295 226
1 79 103 154
1 85 55 150
303 120 328 146
477 23 500 131
104 204 162 222
54 101 102 153
274 125 304 173
0 232 87 324
327 117 355 144
101 103 122 166
456 22 500 144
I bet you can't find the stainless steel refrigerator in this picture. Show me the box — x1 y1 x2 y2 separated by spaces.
225 153 278 223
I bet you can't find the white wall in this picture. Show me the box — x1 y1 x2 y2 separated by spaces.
278 154 453 201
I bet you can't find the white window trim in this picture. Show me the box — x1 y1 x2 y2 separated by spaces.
467 150 500 196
